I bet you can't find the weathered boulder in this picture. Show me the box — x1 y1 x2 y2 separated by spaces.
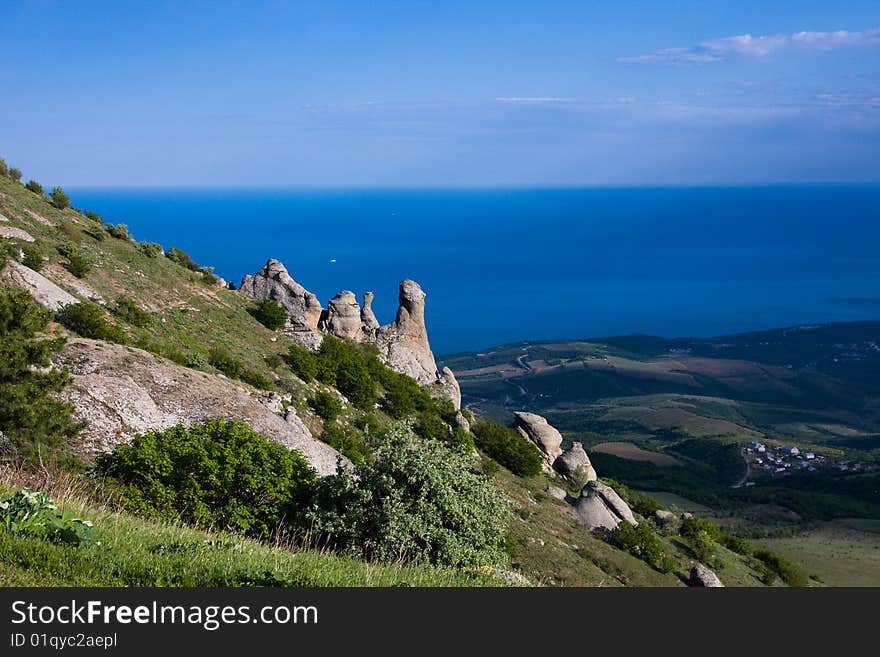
322 290 362 340
453 411 471 433
584 480 638 526
546 486 567 501
514 412 563 468
46 264 105 304
239 259 324 347
433 366 462 409
1 261 78 311
0 225 36 242
553 442 598 482
654 509 677 528
572 488 625 531
689 564 724 588
52 338 347 476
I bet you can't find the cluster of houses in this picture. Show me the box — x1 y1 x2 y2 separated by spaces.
745 441 819 478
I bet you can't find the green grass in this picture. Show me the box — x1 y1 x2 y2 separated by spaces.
0 489 502 587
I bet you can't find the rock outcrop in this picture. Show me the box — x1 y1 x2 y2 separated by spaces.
514 411 563 470
52 338 346 476
1 261 78 311
0 226 36 242
572 481 638 531
239 259 324 348
689 564 724 588
240 260 461 408
553 442 598 482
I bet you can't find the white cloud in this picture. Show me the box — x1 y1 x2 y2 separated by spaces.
494 97 572 104
620 27 880 65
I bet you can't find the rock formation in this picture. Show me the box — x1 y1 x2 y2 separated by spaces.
572 481 638 531
0 226 36 242
553 442 598 482
1 261 78 311
514 411 563 470
52 338 346 476
240 260 462 408
689 564 724 587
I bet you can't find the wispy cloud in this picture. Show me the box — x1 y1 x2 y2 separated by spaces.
494 97 572 104
620 27 880 65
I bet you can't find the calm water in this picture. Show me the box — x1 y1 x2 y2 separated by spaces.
67 186 880 354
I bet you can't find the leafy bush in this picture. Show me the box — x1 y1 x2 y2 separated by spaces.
719 533 755 556
137 241 163 258
83 210 103 223
0 489 100 546
310 391 342 423
165 247 201 271
0 157 6 176
56 302 129 344
0 289 84 468
472 421 543 477
208 346 272 390
680 516 721 542
288 344 319 382
20 243 43 271
320 424 370 466
630 492 664 517
200 267 219 287
50 186 70 210
95 419 317 538
105 223 131 240
753 549 809 587
315 336 376 410
25 180 43 195
113 297 151 327
58 245 92 278
249 299 288 330
297 422 509 567
610 521 675 573
8 167 22 182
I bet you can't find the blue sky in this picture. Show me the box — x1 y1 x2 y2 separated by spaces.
1 1 878 185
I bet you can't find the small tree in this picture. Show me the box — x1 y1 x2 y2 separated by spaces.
20 243 43 271
25 180 43 195
105 223 131 240
64 248 92 279
50 187 70 210
309 390 342 423
8 168 22 182
472 420 543 477
288 344 319 382
56 302 129 345
0 158 7 176
0 289 85 468
249 299 288 331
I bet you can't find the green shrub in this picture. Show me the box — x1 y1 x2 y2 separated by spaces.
50 186 70 210
630 492 664 517
381 374 420 418
0 289 84 468
297 422 509 567
680 516 721 542
20 243 43 271
719 533 755 556
25 180 43 195
95 419 316 538
448 426 475 453
321 424 370 466
113 297 151 327
60 246 92 278
105 223 131 240
753 549 809 587
414 410 448 442
56 302 129 345
264 353 285 369
249 299 288 330
165 247 201 271
0 158 6 176
83 210 103 223
8 167 22 182
316 336 376 410
0 489 100 546
200 267 219 287
208 346 271 390
310 391 342 423
137 242 163 258
610 521 675 573
472 421 543 477
288 344 319 382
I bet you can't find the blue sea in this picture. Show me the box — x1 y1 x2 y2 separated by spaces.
66 186 880 355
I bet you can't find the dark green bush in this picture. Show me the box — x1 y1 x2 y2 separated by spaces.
249 299 288 330
60 245 92 278
288 344 319 382
105 223 131 240
630 492 664 517
208 346 272 390
50 186 70 210
200 267 219 287
680 516 721 542
8 167 22 182
310 391 342 423
316 337 376 410
753 549 809 587
415 410 448 442
320 424 370 466
113 297 151 327
83 210 103 223
20 243 43 271
297 422 509 567
610 521 675 573
137 242 163 258
472 421 543 477
56 302 129 345
719 533 755 556
25 180 43 195
95 419 317 538
165 247 201 271
0 289 84 468
0 158 6 176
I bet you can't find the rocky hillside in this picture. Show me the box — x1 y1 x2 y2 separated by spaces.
0 164 797 586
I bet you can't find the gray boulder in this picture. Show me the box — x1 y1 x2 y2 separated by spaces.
433 366 462 409
654 509 677 528
322 290 362 340
689 564 724 588
572 488 625 531
553 442 598 482
0 226 36 242
453 411 471 433
584 480 638 526
1 261 78 311
514 411 564 467
546 486 567 501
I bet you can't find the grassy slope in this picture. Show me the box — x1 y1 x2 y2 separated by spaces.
0 484 498 587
